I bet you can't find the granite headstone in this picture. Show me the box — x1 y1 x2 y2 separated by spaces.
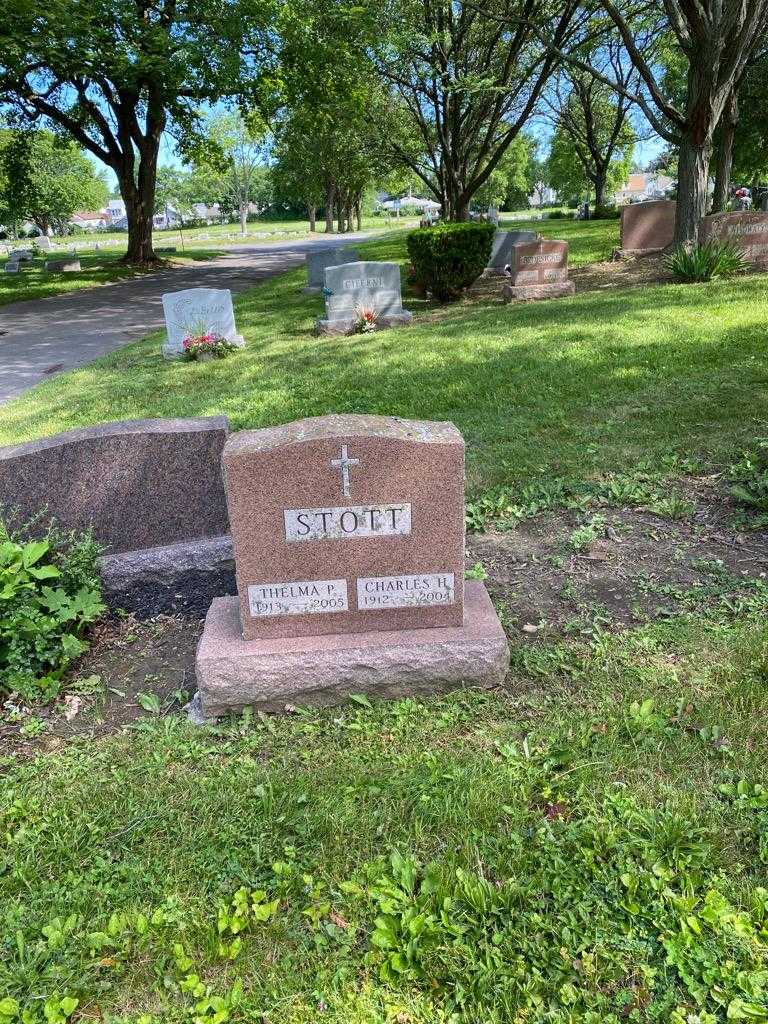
194 414 509 717
316 261 413 335
305 247 359 291
161 287 245 358
620 200 677 253
699 211 768 268
503 239 575 300
485 230 539 275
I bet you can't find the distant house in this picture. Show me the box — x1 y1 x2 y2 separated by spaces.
105 199 126 222
70 211 109 230
528 185 558 207
191 202 222 223
615 173 674 204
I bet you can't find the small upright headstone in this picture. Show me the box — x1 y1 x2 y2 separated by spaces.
503 239 575 301
699 211 768 269
304 247 359 292
4 261 19 274
36 236 52 250
193 414 509 719
485 230 538 276
44 258 81 273
316 261 413 335
620 200 676 253
161 287 245 359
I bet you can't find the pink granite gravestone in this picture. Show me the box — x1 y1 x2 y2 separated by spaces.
699 211 768 268
619 200 676 253
194 414 509 718
503 239 575 300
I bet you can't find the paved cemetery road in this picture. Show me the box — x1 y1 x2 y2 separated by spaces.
0 234 373 405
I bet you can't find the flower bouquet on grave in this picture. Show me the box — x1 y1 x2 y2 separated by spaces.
353 305 378 334
181 330 239 362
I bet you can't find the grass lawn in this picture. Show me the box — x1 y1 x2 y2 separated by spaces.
0 248 222 307
2 219 768 1022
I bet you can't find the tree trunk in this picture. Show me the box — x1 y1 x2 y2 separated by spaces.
308 203 316 232
239 202 247 235
674 135 712 246
336 196 344 233
324 182 335 232
355 196 362 231
122 174 157 265
593 172 606 209
712 91 738 213
343 198 353 234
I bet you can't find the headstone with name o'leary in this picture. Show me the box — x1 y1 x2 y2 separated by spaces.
699 211 768 268
315 261 413 335
161 287 245 358
485 229 538 275
304 247 359 291
193 413 509 719
503 239 575 301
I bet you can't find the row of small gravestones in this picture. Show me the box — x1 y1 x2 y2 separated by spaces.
159 229 575 357
3 238 81 275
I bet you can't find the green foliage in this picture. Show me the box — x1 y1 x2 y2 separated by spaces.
0 520 104 700
665 242 751 283
729 441 768 513
592 204 621 219
406 222 495 302
0 129 108 236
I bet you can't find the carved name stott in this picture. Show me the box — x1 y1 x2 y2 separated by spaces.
223 414 465 641
284 503 411 541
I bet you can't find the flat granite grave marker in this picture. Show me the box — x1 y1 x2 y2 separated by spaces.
315 261 413 335
485 229 538 276
304 247 359 292
503 239 575 300
44 258 81 273
619 200 676 254
161 287 245 358
699 211 768 268
194 414 509 718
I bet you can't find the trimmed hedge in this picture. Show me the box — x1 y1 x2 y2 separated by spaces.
407 221 495 302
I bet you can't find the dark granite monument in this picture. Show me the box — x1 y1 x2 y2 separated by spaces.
0 417 234 616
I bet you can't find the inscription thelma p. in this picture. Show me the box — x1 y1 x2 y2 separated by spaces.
248 579 348 617
284 503 411 542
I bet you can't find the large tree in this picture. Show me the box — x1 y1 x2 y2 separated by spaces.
0 0 270 264
373 0 580 221
597 1 768 242
0 129 108 234
196 112 269 235
544 39 637 209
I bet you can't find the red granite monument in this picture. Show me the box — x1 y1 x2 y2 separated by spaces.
619 200 676 254
503 239 575 300
699 211 768 269
194 414 509 718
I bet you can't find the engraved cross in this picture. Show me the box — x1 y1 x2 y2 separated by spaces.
330 445 360 497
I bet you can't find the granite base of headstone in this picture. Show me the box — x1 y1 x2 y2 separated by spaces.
161 287 245 358
45 258 81 273
304 247 359 292
483 230 539 277
193 414 509 719
315 262 413 336
503 239 575 300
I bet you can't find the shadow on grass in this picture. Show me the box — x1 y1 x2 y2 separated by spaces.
2 260 766 488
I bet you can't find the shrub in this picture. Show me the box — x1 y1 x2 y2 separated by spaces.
664 240 750 282
592 205 621 220
406 221 495 302
0 519 105 701
729 441 768 512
